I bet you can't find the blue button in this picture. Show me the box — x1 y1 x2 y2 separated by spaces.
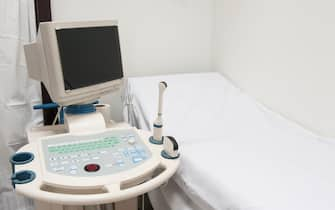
135 145 144 150
123 151 129 157
128 147 136 152
136 148 144 152
116 159 124 164
130 150 137 155
132 157 143 163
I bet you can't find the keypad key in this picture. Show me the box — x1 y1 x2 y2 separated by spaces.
123 151 129 157
116 159 124 164
70 154 78 158
72 159 80 163
105 163 113 168
117 148 125 153
112 152 120 156
132 157 143 163
69 170 77 175
121 136 128 141
128 137 136 145
61 160 69 165
49 157 57 161
50 162 58 167
53 167 65 172
70 165 78 170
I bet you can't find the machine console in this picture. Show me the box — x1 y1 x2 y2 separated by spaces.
41 129 151 177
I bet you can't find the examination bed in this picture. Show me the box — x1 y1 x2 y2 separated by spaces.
123 72 335 210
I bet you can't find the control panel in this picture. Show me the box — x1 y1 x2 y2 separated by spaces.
41 129 151 177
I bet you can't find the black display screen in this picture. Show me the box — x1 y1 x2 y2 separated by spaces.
56 26 123 90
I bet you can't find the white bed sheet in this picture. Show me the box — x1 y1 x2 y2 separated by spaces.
125 72 335 210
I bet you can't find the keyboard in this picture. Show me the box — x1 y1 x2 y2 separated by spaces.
41 129 151 177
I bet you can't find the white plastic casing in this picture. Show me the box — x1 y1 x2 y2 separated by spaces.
153 117 163 142
24 20 123 106
152 82 167 142
16 126 180 205
163 136 179 158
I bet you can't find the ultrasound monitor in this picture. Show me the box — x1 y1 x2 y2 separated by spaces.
24 20 124 106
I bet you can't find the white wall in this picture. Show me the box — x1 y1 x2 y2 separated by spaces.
51 0 214 121
214 0 335 137
51 0 214 77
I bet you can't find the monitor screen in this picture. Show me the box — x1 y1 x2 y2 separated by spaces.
56 26 123 90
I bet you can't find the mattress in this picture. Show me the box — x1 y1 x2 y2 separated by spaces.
124 72 335 210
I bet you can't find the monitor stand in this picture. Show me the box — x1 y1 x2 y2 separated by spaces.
28 103 120 143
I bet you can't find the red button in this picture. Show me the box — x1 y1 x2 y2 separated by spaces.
84 164 100 172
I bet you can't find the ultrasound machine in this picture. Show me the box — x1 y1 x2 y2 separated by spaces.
10 20 180 210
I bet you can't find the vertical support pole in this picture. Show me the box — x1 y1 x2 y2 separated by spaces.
34 201 64 210
65 206 84 210
34 0 58 125
114 198 138 210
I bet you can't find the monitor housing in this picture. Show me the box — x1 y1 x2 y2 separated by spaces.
24 20 124 106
